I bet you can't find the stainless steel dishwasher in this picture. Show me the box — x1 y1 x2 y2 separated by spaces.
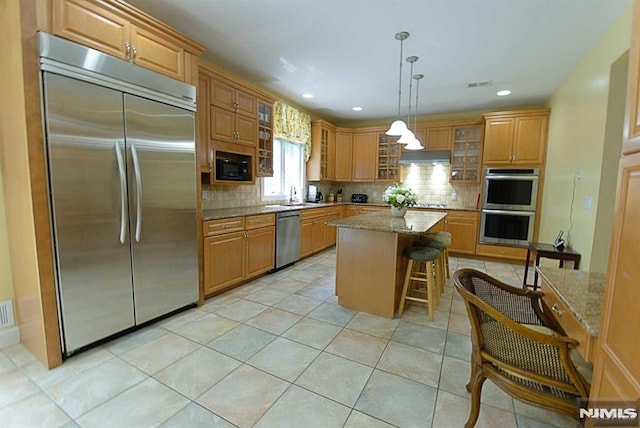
275 211 301 269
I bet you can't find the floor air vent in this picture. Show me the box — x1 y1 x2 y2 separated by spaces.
0 300 14 328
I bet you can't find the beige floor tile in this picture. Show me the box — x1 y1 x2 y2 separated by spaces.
377 341 443 387
22 347 114 389
308 302 357 326
283 269 324 284
213 299 268 322
158 308 208 331
0 368 39 408
400 304 450 330
244 288 291 306
154 347 240 400
0 392 70 428
343 410 395 428
268 277 308 293
273 294 322 315
173 313 238 344
160 402 235 427
450 298 468 315
432 390 517 428
207 324 277 361
105 325 168 355
244 307 302 335
197 364 289 428
0 352 16 374
247 337 319 381
326 329 387 367
254 385 350 428
296 283 336 301
77 377 189 428
2 344 40 368
295 352 373 406
355 369 437 427
200 294 240 313
391 320 447 354
514 399 579 428
282 317 342 349
45 358 146 418
515 413 565 428
120 332 200 374
444 331 472 362
448 312 471 336
346 312 400 339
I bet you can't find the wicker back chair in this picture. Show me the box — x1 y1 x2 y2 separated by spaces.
452 268 590 428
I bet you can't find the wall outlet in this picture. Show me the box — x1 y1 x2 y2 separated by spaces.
576 168 583 180
451 191 457 201
584 196 593 210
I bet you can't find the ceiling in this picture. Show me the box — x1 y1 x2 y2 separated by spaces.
127 0 631 123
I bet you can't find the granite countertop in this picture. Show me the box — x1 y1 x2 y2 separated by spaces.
203 203 476 221
536 266 606 337
326 209 447 235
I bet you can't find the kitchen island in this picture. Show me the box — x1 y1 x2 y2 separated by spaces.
327 210 447 318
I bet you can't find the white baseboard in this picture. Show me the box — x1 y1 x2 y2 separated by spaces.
0 326 20 349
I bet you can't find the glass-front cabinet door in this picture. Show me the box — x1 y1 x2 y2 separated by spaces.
257 100 273 176
377 133 401 181
451 124 483 183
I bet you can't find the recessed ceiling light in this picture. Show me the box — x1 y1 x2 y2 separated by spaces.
497 90 511 96
302 93 314 99
352 106 363 111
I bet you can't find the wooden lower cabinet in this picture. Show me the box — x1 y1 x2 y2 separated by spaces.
203 214 275 296
204 231 246 294
300 218 314 258
444 210 478 255
300 207 341 258
475 243 527 261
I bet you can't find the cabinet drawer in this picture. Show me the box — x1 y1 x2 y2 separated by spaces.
475 243 527 260
446 210 479 220
246 213 275 229
301 208 327 220
204 217 245 236
540 279 593 362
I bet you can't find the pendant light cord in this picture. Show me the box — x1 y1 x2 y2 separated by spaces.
397 38 404 118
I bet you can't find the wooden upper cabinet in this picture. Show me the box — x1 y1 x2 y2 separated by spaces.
335 130 353 181
483 109 549 165
53 0 130 59
352 131 377 182
197 73 211 173
424 126 452 151
308 120 336 181
130 26 184 80
210 77 257 117
52 0 204 82
625 2 640 155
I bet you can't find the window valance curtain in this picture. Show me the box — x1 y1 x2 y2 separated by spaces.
274 101 311 162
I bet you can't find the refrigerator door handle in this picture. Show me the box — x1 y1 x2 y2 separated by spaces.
114 142 127 244
131 143 142 242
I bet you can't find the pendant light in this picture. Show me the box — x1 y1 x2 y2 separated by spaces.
404 73 424 150
385 32 410 137
398 56 422 149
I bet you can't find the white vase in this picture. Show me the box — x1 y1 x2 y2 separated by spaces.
391 206 407 217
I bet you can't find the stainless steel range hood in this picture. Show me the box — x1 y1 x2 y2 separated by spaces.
399 150 450 165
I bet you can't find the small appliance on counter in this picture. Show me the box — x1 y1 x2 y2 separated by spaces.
307 184 323 202
351 193 368 203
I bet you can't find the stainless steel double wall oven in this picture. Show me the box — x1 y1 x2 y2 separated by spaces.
479 167 539 247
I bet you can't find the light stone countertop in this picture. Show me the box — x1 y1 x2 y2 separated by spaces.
536 266 606 337
326 209 447 235
202 203 475 221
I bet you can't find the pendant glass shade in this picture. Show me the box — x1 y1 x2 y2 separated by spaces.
386 119 408 137
397 129 415 144
405 138 424 150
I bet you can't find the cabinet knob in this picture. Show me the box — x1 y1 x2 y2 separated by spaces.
131 45 137 62
124 42 131 60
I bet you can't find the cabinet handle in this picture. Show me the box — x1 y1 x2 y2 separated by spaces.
124 42 131 60
209 161 213 172
222 224 230 229
131 45 137 63
551 303 563 317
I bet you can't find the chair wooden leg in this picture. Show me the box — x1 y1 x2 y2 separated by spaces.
444 247 450 279
465 370 486 428
466 359 479 393
398 259 414 316
426 262 434 321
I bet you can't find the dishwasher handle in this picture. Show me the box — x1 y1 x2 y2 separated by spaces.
277 212 301 220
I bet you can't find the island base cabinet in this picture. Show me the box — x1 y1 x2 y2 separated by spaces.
204 231 246 295
444 211 478 255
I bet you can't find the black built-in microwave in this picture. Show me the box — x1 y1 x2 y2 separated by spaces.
216 152 252 181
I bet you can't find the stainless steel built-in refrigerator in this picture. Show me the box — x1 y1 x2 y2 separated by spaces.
39 33 198 355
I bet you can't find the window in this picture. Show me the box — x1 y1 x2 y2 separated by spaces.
261 138 305 201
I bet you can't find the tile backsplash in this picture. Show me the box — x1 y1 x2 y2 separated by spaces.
203 164 480 210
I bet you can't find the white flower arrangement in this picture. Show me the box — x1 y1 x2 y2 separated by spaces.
383 183 418 208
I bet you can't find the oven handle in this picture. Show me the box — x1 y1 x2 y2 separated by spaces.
484 175 539 181
482 209 536 216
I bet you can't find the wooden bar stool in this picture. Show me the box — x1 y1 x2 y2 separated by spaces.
415 231 451 295
398 246 442 321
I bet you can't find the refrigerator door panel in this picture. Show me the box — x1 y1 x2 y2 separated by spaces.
43 73 135 353
124 94 198 323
